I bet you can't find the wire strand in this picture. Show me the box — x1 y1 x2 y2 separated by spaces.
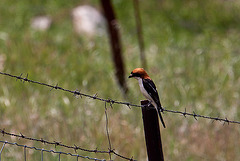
0 71 239 125
0 140 106 161
0 129 135 161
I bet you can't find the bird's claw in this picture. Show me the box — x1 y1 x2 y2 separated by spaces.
147 101 152 107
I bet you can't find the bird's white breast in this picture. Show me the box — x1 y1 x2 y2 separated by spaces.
137 78 152 101
135 77 158 109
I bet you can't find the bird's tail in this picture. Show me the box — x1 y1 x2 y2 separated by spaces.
157 106 166 128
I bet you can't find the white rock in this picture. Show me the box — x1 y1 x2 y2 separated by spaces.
31 16 52 31
72 5 106 36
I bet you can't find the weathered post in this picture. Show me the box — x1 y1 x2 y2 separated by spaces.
141 100 164 161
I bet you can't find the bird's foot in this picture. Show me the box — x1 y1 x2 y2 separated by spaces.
147 101 152 107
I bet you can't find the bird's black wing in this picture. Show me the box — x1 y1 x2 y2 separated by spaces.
142 78 166 128
142 78 162 108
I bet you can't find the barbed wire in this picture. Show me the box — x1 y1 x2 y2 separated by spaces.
0 71 239 125
0 140 106 161
0 129 136 161
0 71 138 108
163 108 240 125
104 102 113 161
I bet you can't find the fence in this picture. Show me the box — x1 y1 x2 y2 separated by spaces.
1 72 239 125
0 140 106 161
0 71 240 161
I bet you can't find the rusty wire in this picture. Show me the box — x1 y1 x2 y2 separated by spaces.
0 140 106 161
0 129 135 161
0 71 240 160
0 71 239 125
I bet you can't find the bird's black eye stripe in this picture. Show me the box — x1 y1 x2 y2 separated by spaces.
132 73 141 77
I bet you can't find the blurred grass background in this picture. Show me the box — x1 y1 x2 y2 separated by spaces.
0 0 240 160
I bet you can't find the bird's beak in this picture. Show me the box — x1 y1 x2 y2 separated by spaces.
128 74 133 78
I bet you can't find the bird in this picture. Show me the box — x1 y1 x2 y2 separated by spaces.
128 68 166 128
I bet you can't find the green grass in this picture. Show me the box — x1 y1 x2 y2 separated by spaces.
0 0 240 160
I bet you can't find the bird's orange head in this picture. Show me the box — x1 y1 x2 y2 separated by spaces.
128 68 150 79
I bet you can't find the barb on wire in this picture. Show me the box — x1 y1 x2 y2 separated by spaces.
0 72 141 108
0 71 239 126
0 129 136 161
0 140 106 161
163 108 240 125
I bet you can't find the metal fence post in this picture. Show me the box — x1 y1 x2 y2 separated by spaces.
141 100 164 161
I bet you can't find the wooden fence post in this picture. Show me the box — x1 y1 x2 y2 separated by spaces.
141 100 164 161
100 0 128 94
